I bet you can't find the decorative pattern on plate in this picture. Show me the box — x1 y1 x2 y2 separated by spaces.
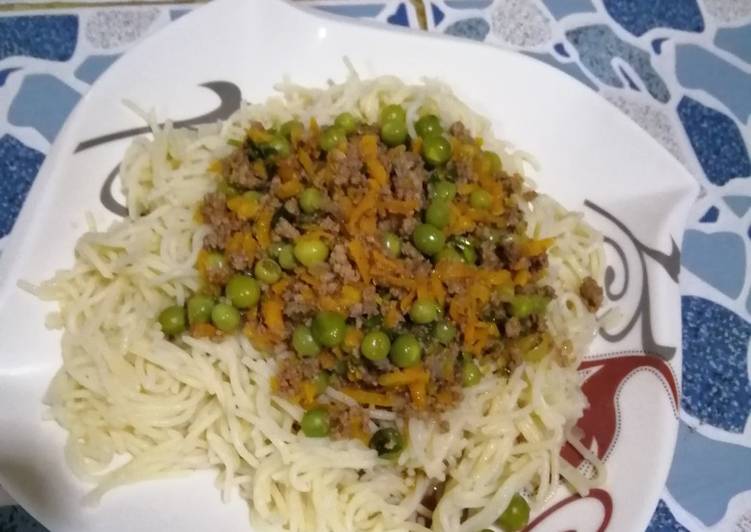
0 1 749 530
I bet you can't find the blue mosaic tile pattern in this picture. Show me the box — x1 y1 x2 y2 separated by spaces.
1 1 750 531
0 135 44 238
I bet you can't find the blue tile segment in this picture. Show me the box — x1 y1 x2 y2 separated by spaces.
667 422 751 525
0 15 78 62
170 8 191 21
603 0 703 36
681 295 751 433
314 3 384 18
430 3 445 26
74 54 120 84
553 42 569 57
541 0 595 20
444 17 490 40
0 135 45 238
715 23 751 65
682 230 746 298
524 51 598 90
676 45 751 122
8 74 81 143
723 196 751 217
699 206 719 223
646 499 690 532
677 97 751 185
566 25 669 102
652 37 667 54
0 506 48 532
445 0 492 8
0 67 21 87
387 3 409 26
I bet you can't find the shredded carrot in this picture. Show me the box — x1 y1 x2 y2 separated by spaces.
359 135 389 186
347 239 371 283
262 297 285 337
411 136 423 155
191 322 217 338
319 352 336 370
385 302 402 329
430 270 446 304
301 381 317 407
298 149 315 176
276 179 303 199
521 238 555 257
381 198 419 215
399 290 416 313
243 323 274 351
342 387 395 407
208 160 222 174
227 195 260 220
271 278 291 296
344 326 363 351
378 367 429 387
254 207 273 248
514 269 530 286
409 380 427 409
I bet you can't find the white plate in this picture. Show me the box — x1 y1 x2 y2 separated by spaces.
0 1 698 531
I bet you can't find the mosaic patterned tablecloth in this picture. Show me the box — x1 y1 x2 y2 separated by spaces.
1 0 749 530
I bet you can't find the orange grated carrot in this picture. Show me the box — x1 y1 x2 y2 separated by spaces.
342 388 395 407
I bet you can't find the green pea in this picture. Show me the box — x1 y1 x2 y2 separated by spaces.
205 251 228 273
462 360 482 387
268 241 286 257
369 427 404 458
159 305 186 336
311 311 347 348
334 112 359 134
434 246 464 263
301 407 330 438
320 126 346 152
216 181 239 197
414 114 442 138
483 150 502 173
425 199 451 229
433 321 456 344
380 120 407 147
211 303 241 333
298 187 324 214
430 180 457 201
292 325 321 357
453 235 478 264
312 372 330 394
265 135 290 158
226 274 261 309
187 294 215 326
509 295 550 319
382 232 402 257
280 119 303 140
243 190 262 202
412 223 446 256
409 298 439 324
469 189 492 210
363 315 384 331
254 258 282 284
390 334 422 368
497 493 530 532
277 244 297 270
422 136 452 167
294 238 329 267
360 330 391 361
380 104 406 124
